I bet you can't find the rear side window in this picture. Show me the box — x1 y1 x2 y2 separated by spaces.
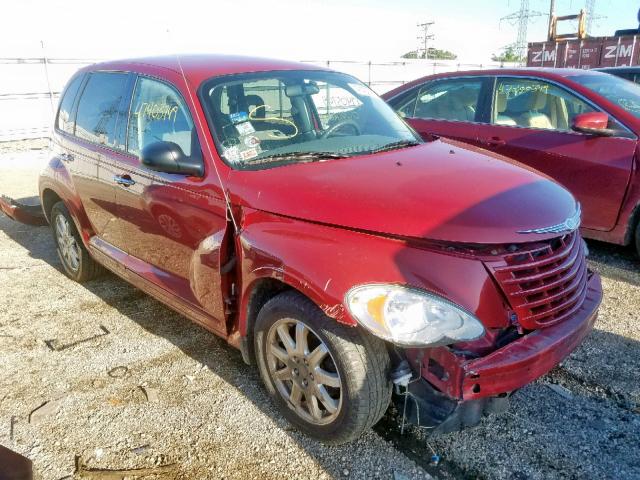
127 77 199 158
56 74 84 134
75 72 129 147
391 86 421 118
395 79 483 122
414 79 483 121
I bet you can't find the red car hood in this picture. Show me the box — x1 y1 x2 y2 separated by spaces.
229 140 578 244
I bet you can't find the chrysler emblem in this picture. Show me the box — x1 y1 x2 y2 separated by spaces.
517 205 581 234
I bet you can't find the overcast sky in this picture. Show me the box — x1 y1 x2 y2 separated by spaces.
1 0 638 62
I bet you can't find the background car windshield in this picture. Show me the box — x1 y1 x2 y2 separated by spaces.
570 73 640 119
201 70 420 169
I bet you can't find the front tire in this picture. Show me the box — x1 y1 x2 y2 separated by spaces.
254 290 392 444
50 201 101 282
635 220 640 258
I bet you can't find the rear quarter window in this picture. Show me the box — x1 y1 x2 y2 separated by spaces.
56 74 84 134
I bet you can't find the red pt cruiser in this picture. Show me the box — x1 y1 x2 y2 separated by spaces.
36 56 601 444
383 68 640 257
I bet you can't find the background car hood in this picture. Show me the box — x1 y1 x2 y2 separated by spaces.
229 139 578 245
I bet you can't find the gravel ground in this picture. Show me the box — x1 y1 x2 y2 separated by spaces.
0 140 639 480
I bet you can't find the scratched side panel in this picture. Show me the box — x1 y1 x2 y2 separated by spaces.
109 152 231 331
236 209 509 336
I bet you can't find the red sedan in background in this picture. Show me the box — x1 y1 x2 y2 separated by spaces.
383 69 640 257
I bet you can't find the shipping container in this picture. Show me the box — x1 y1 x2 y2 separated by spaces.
527 35 640 68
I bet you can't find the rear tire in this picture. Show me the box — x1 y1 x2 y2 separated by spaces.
50 201 101 282
254 290 392 444
635 221 640 258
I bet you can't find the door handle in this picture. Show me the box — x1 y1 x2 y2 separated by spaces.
485 137 506 147
113 174 135 187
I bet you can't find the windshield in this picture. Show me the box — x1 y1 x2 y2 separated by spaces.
570 73 640 119
199 70 421 169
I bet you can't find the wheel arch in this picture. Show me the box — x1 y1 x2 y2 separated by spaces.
41 188 62 224
240 277 292 364
39 181 95 247
238 270 358 365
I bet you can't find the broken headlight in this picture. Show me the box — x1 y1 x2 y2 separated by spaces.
345 284 484 347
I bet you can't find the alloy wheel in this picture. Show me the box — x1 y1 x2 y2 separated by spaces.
55 214 80 272
266 318 343 425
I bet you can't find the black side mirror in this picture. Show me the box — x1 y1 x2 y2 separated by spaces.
140 141 204 177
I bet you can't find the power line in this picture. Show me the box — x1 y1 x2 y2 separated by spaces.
500 0 546 59
585 0 596 34
584 0 606 36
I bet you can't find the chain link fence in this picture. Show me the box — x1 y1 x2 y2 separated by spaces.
0 57 517 142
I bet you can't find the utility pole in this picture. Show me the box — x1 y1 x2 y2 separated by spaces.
416 21 435 59
548 0 556 38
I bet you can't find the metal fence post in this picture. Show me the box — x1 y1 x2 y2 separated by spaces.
325 60 331 116
40 41 55 117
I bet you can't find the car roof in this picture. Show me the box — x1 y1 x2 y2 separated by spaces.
382 67 608 98
595 66 640 72
79 54 328 85
424 67 606 78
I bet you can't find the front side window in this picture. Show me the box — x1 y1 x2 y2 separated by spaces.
56 74 84 134
200 70 420 170
398 79 483 122
569 72 640 119
127 77 200 158
492 78 596 131
75 72 128 147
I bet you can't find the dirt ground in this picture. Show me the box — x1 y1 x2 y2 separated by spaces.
0 140 639 480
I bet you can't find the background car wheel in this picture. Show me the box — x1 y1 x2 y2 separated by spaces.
254 290 392 444
50 201 102 282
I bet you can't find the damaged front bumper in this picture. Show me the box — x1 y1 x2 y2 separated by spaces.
0 195 47 226
397 271 602 432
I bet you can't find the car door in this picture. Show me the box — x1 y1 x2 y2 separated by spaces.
110 74 230 332
71 71 131 245
390 77 491 147
475 76 636 232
